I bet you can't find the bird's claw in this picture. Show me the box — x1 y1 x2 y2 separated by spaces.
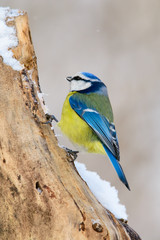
65 147 79 162
42 114 58 124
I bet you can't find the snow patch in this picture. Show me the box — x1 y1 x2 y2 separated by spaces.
37 92 49 114
75 161 128 220
58 143 66 149
0 7 23 70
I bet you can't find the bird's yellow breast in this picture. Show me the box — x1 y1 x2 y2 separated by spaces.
58 92 105 154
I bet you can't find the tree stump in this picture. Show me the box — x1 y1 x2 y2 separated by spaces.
0 7 141 240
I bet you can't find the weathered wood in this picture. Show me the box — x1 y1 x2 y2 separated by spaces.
0 9 141 240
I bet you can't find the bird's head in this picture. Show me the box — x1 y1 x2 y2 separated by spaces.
66 72 102 92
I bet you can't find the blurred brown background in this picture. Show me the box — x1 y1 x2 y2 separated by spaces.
1 1 160 239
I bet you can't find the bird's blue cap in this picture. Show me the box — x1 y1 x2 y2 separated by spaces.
81 72 101 82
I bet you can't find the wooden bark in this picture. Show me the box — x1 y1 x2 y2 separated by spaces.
0 10 141 240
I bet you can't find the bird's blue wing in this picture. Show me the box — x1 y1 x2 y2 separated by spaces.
69 95 130 190
69 95 119 160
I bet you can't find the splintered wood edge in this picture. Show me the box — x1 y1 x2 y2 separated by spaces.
12 13 37 69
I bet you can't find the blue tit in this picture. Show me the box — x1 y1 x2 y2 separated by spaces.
58 72 130 190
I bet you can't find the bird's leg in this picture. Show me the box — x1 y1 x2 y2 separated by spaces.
63 147 79 162
42 113 59 124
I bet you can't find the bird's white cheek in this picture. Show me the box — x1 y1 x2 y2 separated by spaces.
70 80 91 91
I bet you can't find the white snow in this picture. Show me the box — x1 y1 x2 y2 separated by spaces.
58 143 66 149
75 161 128 220
37 92 49 114
0 7 23 71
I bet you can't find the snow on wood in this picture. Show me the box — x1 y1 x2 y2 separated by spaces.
0 7 23 70
75 161 128 220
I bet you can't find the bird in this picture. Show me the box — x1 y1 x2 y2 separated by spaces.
58 72 130 190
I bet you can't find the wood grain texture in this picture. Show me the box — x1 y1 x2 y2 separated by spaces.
0 10 141 240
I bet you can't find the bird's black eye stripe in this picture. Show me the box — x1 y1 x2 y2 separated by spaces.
72 76 91 82
73 76 82 80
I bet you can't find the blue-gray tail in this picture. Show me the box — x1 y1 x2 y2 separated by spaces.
103 144 130 190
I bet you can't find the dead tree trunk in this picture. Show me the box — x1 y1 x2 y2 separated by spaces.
0 8 141 240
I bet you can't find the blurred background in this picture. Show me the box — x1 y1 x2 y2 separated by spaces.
1 1 160 239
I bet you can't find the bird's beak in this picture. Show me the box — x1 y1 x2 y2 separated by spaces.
66 76 72 82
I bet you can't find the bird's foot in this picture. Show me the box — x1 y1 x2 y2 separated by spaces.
64 147 79 162
42 113 58 124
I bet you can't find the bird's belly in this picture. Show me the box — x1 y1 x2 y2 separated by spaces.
58 96 105 154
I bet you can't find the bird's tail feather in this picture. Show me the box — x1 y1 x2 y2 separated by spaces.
103 144 130 190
